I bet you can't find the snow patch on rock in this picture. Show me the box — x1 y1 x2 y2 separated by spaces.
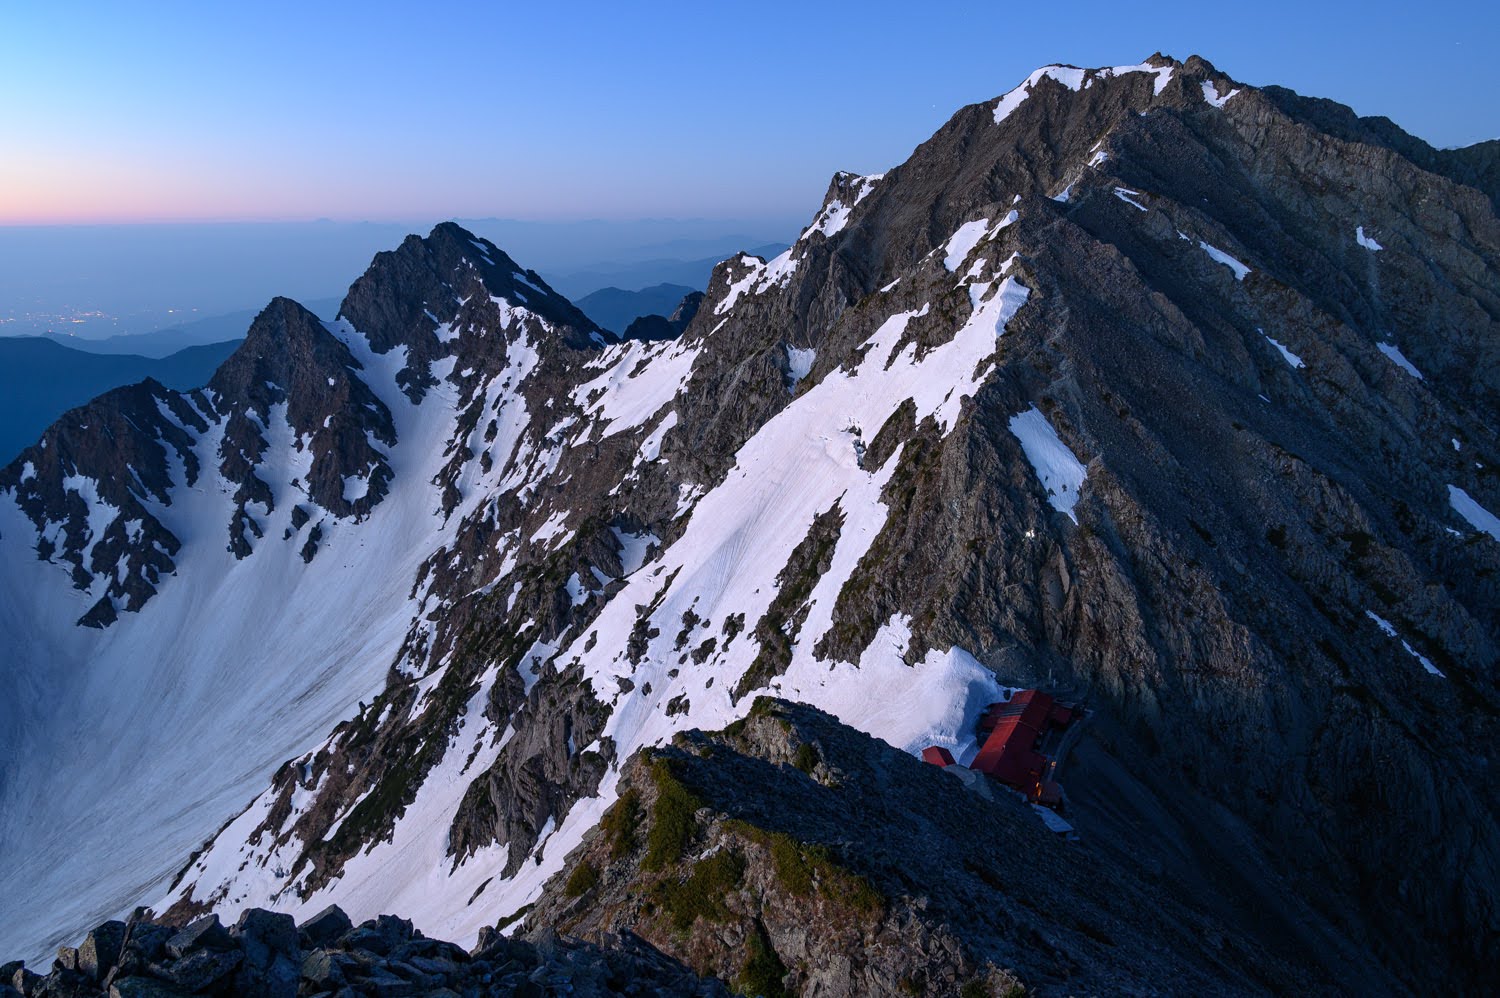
1262 329 1304 369
786 345 816 387
943 219 992 271
1448 485 1500 541
993 65 1087 124
1365 611 1445 677
1096 62 1175 95
1200 80 1240 107
1377 342 1423 380
1198 240 1251 280
636 410 678 465
1008 406 1088 523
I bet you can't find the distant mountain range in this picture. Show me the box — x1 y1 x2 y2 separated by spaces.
0 220 795 345
571 283 699 333
540 244 789 299
0 336 242 464
40 298 341 358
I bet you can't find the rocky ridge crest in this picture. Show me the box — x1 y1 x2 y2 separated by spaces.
1 54 1496 994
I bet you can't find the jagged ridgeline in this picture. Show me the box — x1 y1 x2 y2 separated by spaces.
1 54 1496 995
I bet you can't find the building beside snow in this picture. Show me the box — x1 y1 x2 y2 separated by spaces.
924 689 1082 809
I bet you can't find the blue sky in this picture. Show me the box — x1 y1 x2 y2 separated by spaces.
2 0 1495 224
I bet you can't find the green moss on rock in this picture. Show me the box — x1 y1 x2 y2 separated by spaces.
653 848 747 931
600 787 643 859
644 759 702 871
564 861 599 899
736 920 790 998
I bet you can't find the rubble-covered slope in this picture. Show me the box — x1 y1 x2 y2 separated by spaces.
1 54 1496 993
0 905 721 998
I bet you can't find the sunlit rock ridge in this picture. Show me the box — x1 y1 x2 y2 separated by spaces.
1 54 1496 994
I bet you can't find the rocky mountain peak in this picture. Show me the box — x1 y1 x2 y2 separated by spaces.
207 296 374 421
686 56 1260 362
337 222 608 401
207 296 399 544
0 378 207 626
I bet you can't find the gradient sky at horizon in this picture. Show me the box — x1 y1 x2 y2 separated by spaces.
3 0 1496 226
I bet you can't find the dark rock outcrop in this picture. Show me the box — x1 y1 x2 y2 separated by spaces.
574 283 700 336
525 699 1373 996
620 290 705 342
0 379 205 624
207 297 398 532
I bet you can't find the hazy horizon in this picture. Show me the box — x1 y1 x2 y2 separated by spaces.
0 217 798 343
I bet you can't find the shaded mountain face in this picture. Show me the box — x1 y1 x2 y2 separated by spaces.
1 54 1496 994
621 291 705 343
522 698 1319 996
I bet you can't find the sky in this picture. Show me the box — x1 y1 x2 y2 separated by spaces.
1 0 1497 226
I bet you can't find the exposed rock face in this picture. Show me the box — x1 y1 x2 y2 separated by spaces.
0 225 605 623
2 54 1497 995
1260 85 1500 213
207 296 399 546
0 379 205 625
339 220 609 400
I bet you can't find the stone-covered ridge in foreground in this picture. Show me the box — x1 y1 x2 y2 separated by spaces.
520 699 1323 997
0 905 720 998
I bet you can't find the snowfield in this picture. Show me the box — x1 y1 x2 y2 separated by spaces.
143 243 1040 953
0 325 485 962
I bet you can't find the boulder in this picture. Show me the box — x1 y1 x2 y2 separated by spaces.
372 915 414 946
164 914 231 959
116 922 173 976
300 949 347 990
232 908 297 960
160 947 241 992
298 904 353 947
339 926 391 955
8 966 40 995
361 966 419 997
78 921 127 981
231 909 298 998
